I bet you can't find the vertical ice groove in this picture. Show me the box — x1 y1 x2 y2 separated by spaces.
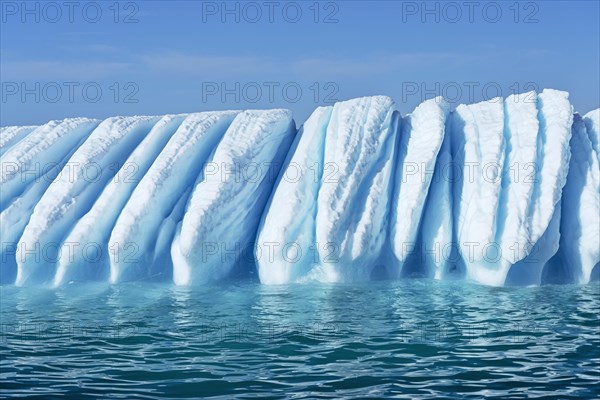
53 115 188 286
315 96 397 282
171 109 295 285
504 90 573 285
15 116 159 286
109 111 239 284
413 100 452 279
352 126 396 261
0 119 100 284
451 98 505 285
544 113 600 284
0 125 38 156
506 204 562 285
583 109 600 165
496 91 539 266
390 97 450 275
528 89 573 245
255 106 333 284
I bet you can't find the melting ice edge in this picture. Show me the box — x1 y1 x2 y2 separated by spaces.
1 89 599 287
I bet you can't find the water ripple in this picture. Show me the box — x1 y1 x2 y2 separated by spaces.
1 280 599 398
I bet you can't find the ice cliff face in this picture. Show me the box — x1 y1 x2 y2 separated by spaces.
1 90 598 286
1 118 100 284
256 97 398 283
171 109 295 285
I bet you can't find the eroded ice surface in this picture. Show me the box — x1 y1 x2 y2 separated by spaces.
390 97 450 278
54 115 188 286
256 97 398 283
0 125 38 156
171 109 295 285
1 91 598 287
451 97 506 285
495 92 539 270
0 119 100 283
504 89 573 286
256 107 332 284
109 112 239 284
543 112 600 284
15 116 158 285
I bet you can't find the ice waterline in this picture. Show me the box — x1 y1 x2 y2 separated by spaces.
1 90 599 287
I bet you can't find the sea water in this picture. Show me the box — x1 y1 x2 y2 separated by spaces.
1 280 599 398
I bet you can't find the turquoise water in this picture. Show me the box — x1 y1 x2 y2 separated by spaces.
1 280 599 399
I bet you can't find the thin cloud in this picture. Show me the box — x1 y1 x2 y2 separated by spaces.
138 50 466 78
0 48 552 82
139 53 280 76
0 60 133 80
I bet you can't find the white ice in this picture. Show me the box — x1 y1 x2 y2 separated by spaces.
408 101 454 279
1 119 99 209
109 112 239 284
0 119 99 283
494 91 539 271
450 98 506 285
313 96 397 282
390 97 449 278
543 112 599 284
54 115 187 286
171 109 295 285
505 89 573 286
255 107 332 284
0 90 596 287
0 125 38 156
15 116 158 285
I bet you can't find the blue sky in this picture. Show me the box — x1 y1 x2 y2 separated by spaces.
1 0 599 126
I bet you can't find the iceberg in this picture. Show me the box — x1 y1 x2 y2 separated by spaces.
1 90 598 287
